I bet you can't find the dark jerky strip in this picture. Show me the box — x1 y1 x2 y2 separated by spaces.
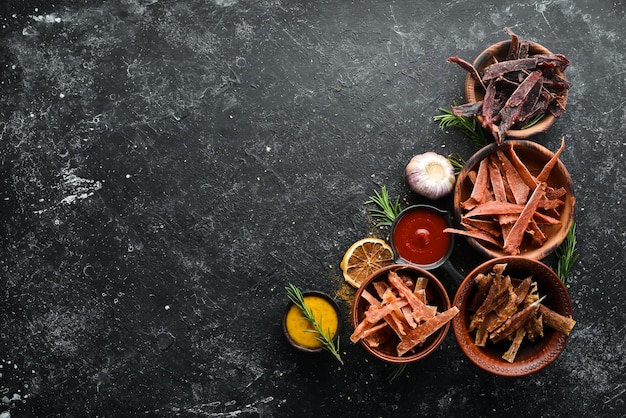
482 80 498 127
495 71 543 143
518 41 530 59
534 53 570 70
550 94 567 117
516 78 543 123
452 101 484 117
482 58 538 80
505 27 520 60
505 70 543 107
447 56 487 91
483 54 569 81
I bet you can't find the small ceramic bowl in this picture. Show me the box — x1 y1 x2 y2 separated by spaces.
465 40 569 139
283 291 342 353
452 256 573 377
453 140 575 260
352 264 452 364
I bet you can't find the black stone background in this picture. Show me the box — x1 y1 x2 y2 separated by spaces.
0 0 624 417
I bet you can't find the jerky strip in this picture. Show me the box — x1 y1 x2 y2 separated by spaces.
447 56 487 91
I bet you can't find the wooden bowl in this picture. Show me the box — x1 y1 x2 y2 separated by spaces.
453 140 575 260
352 264 451 364
452 256 573 377
465 40 569 139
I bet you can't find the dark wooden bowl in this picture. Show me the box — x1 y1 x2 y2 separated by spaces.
453 140 575 260
352 264 451 364
452 256 573 377
465 40 569 139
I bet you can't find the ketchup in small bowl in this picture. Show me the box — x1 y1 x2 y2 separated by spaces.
391 205 454 270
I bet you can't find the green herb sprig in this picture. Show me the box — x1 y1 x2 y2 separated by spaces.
365 186 402 227
386 363 407 383
433 107 489 149
447 153 466 176
285 283 344 365
520 113 545 129
556 222 579 287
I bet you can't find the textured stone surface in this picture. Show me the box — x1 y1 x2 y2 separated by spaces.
0 0 624 416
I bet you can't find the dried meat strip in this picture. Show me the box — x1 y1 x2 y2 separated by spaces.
465 201 525 217
461 218 503 237
490 296 544 343
444 226 501 247
448 56 487 91
534 53 570 70
537 137 565 183
495 71 544 144
397 306 459 356
538 304 576 335
461 158 491 210
469 273 494 312
482 57 539 81
502 327 526 363
452 101 484 118
495 149 530 204
505 27 520 59
482 80 498 127
506 143 539 189
503 182 547 255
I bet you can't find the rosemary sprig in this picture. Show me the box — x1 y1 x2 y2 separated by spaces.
364 186 402 227
520 113 545 129
556 222 579 287
386 363 407 383
447 153 466 176
433 107 489 149
285 283 344 365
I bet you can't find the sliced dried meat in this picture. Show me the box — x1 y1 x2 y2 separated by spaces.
538 304 576 335
397 306 459 356
503 182 547 255
448 28 569 143
537 137 565 183
448 55 487 91
444 226 501 247
495 149 530 204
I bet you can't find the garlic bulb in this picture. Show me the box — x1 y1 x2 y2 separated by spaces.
405 152 456 200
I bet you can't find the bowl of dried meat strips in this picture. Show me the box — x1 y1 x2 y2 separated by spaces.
448 28 570 145
350 264 459 364
447 139 575 260
452 256 575 377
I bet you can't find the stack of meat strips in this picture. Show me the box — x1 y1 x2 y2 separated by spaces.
467 263 576 363
351 270 458 357
448 27 570 145
445 138 571 255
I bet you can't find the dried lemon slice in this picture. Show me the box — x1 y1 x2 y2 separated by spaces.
340 238 395 288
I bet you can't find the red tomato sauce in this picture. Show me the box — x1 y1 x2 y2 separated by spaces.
392 207 451 266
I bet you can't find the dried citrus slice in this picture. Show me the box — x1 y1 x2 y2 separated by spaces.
340 238 395 288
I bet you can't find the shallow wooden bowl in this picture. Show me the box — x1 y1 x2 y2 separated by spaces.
465 40 569 139
453 140 575 260
452 256 573 377
352 264 451 364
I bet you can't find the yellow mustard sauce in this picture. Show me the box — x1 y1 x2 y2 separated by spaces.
285 295 339 349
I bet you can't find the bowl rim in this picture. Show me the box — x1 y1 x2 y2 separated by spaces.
451 256 573 377
453 139 575 260
464 39 569 138
351 263 452 364
283 290 342 353
390 204 455 270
